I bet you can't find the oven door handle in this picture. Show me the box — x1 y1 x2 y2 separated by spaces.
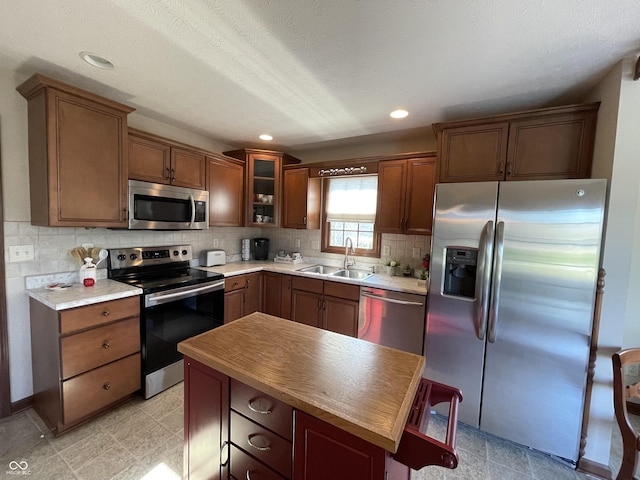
145 280 225 307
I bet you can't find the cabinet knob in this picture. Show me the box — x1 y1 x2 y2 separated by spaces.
102 341 110 349
247 434 271 451
103 383 111 390
102 310 110 317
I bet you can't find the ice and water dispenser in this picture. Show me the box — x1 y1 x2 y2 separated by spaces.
443 247 477 298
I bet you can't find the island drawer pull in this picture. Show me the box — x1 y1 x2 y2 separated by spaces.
247 398 272 415
247 434 271 451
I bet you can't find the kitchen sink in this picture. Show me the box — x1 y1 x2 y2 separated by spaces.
329 269 373 280
296 264 342 275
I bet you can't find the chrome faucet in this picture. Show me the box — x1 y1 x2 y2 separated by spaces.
344 237 355 270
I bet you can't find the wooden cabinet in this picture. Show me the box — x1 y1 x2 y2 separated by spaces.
375 153 436 235
29 296 141 435
282 167 321 229
128 128 206 189
17 74 134 228
433 103 599 183
224 273 262 324
184 357 229 480
206 154 245 226
291 277 359 336
224 149 301 228
263 272 292 320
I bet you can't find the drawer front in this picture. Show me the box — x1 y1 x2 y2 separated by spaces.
291 276 323 294
61 317 140 379
231 411 292 477
230 445 287 480
60 296 139 334
226 275 247 292
63 353 140 425
231 380 293 440
323 280 360 301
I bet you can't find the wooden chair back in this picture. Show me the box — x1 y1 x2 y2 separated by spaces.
612 348 640 480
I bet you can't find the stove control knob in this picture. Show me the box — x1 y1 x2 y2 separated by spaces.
130 253 138 260
182 249 188 256
173 250 179 256
117 254 126 261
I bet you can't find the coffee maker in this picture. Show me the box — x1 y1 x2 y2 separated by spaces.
253 238 269 261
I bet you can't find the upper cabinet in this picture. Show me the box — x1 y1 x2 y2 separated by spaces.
375 152 436 235
206 154 245 227
282 167 321 229
224 149 300 228
128 128 206 190
433 103 599 183
17 74 134 228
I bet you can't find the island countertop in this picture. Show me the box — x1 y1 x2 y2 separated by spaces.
177 312 425 453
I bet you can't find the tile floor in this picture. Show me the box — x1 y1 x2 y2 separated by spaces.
0 383 631 480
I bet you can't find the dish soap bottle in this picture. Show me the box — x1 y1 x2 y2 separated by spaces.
80 257 97 286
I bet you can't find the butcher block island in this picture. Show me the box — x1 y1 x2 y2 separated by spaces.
178 312 462 480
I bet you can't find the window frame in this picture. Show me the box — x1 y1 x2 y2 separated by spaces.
320 177 381 258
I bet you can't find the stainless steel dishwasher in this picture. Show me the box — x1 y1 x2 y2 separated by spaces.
358 287 426 355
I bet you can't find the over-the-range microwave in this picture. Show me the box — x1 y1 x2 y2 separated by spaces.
128 180 209 230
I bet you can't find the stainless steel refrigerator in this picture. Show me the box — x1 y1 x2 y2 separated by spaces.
424 179 606 462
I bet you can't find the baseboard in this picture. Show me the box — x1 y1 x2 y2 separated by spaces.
577 457 613 480
11 395 33 414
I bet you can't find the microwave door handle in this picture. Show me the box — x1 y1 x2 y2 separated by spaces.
189 194 195 227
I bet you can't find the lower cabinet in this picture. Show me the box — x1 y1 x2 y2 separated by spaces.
184 357 409 480
29 296 141 435
291 277 359 336
262 272 292 320
224 273 262 324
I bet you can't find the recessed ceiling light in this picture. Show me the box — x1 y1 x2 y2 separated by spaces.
259 134 273 141
79 52 114 70
390 109 409 119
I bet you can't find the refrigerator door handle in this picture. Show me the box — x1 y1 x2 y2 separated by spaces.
487 221 505 343
474 221 494 341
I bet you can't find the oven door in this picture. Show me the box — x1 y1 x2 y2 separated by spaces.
142 280 224 397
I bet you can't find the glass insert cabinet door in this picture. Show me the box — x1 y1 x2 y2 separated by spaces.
248 153 281 227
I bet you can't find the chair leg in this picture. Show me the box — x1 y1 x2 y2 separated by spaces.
616 448 638 480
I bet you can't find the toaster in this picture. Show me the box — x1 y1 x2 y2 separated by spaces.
201 249 226 267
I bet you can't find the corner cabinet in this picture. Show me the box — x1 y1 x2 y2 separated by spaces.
433 102 599 183
375 153 436 235
17 74 134 227
206 154 245 227
128 128 206 190
224 273 262 324
223 149 301 228
282 167 321 229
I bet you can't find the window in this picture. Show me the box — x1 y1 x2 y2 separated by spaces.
321 176 381 257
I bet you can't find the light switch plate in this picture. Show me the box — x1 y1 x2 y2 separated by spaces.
383 245 391 256
9 244 34 262
413 247 421 258
295 238 301 248
213 239 219 247
311 240 320 250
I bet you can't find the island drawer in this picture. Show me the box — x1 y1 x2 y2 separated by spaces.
61 317 140 379
230 444 287 480
60 296 139 334
62 353 140 425
230 410 292 477
231 379 293 440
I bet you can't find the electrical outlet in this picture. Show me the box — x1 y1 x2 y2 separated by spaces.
383 245 391 256
295 238 301 248
413 247 421 258
9 244 34 262
213 239 219 248
311 240 320 250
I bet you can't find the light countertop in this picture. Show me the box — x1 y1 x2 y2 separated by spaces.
178 312 425 453
27 280 142 311
198 260 428 295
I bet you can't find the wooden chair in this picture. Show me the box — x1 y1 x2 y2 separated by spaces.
612 348 640 480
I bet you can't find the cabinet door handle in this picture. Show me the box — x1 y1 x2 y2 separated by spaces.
247 434 271 451
246 471 252 480
102 310 110 317
220 440 229 468
506 161 513 177
303 216 307 225
102 341 110 349
122 208 127 221
499 162 505 175
247 398 272 415
171 167 176 183
103 382 111 390
165 166 171 179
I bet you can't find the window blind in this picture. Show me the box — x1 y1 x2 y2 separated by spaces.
326 175 378 223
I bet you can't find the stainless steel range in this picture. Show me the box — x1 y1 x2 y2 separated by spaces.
108 245 225 398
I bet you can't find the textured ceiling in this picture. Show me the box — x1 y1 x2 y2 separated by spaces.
0 0 639 151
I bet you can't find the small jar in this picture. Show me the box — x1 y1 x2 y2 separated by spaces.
80 257 97 287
